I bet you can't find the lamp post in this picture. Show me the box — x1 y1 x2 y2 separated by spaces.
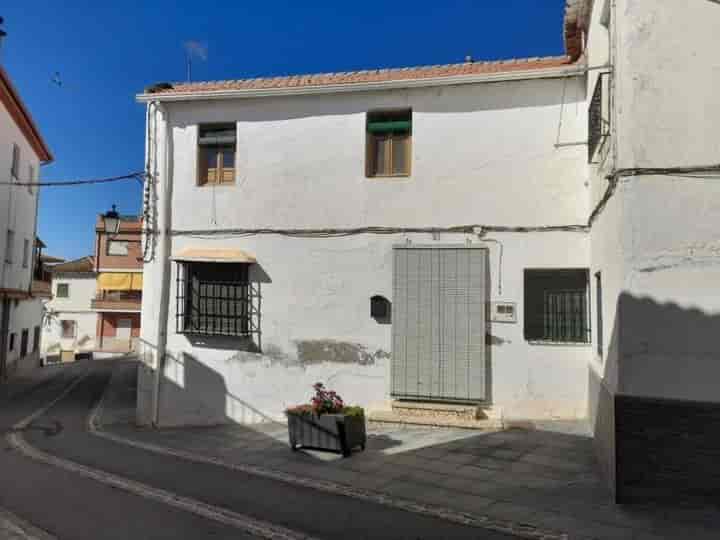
102 205 120 236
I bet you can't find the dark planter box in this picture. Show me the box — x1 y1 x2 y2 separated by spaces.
287 413 366 456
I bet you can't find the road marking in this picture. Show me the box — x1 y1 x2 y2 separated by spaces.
0 506 56 540
90 366 568 540
7 369 319 540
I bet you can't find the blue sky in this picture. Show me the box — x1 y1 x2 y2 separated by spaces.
2 0 565 261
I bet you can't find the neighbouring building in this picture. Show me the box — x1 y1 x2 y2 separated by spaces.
92 213 143 353
136 0 720 502
0 64 54 380
42 256 97 358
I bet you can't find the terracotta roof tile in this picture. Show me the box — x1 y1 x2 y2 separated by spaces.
146 56 575 95
50 256 95 274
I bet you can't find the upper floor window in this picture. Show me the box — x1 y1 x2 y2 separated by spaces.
11 144 20 180
56 283 70 298
28 164 35 195
198 124 236 186
5 229 14 264
588 73 611 163
107 240 129 256
22 238 30 268
366 110 412 178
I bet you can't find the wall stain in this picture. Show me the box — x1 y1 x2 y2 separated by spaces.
487 334 508 346
296 340 386 366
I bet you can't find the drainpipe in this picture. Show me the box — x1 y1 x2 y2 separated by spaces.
152 101 174 427
0 298 9 381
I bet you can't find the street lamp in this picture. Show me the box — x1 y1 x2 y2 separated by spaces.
102 204 120 236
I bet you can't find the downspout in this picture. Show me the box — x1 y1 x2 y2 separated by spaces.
152 101 174 427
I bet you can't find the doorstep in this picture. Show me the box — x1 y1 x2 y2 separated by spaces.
369 410 503 430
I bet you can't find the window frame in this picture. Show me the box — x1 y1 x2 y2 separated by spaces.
365 110 412 178
33 325 41 353
11 143 20 180
523 268 591 345
5 229 14 264
60 320 77 339
197 124 237 187
28 163 35 194
175 262 261 344
56 283 70 298
22 238 30 268
107 239 130 256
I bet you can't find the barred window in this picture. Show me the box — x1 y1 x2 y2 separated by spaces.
524 269 590 344
176 262 261 342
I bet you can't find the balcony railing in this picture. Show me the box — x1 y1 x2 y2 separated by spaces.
91 290 142 311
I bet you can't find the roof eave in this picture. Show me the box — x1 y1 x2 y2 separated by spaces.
137 63 586 103
0 66 53 163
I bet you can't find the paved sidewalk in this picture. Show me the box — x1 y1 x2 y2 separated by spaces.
101 361 720 540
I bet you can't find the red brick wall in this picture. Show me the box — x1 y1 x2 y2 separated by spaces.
99 313 141 338
95 217 143 271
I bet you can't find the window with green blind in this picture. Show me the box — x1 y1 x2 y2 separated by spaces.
366 110 412 177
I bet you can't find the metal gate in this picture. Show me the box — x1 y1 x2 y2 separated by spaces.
392 245 487 402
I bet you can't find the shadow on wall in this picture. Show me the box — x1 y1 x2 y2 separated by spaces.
589 291 720 503
138 338 276 427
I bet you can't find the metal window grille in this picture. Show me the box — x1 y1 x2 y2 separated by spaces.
588 72 610 163
175 262 261 346
543 289 590 343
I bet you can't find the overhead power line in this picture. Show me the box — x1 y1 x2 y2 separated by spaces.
0 171 146 187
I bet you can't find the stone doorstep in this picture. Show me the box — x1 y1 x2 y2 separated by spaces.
369 410 503 430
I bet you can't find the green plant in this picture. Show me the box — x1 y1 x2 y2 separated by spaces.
285 383 365 418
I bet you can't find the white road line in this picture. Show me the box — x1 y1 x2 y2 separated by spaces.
90 366 568 540
7 369 319 540
0 506 56 540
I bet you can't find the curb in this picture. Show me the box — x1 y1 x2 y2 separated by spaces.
90 365 569 540
8 369 319 540
0 507 56 540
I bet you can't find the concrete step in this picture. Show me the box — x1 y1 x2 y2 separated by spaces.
369 410 502 430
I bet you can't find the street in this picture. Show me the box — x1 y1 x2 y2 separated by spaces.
0 361 515 539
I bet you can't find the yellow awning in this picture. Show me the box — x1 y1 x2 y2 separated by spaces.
170 247 256 264
97 272 143 291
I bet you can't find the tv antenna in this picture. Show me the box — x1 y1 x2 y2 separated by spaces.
184 41 207 82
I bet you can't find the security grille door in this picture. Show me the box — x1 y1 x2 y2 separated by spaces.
392 246 487 402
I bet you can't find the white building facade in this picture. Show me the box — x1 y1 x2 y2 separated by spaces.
42 256 97 358
0 66 53 379
138 1 720 502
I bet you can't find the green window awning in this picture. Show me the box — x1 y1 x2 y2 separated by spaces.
367 120 411 134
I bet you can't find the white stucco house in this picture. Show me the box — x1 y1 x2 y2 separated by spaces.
136 0 720 502
0 65 54 379
42 256 97 359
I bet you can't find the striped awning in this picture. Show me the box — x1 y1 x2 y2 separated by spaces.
170 247 256 264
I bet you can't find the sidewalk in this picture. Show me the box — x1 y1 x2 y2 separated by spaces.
99 361 720 540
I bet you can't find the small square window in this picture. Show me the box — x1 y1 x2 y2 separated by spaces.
366 110 412 177
107 240 129 256
61 320 76 339
524 269 590 343
198 124 236 186
56 283 70 298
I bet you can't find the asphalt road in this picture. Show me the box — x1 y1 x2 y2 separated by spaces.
1 361 516 540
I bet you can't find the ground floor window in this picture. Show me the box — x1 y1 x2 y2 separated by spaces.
524 269 590 343
61 320 77 339
176 262 261 341
9 333 15 351
20 329 28 357
33 325 41 353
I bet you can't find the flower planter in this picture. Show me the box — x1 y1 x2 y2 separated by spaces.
287 413 366 457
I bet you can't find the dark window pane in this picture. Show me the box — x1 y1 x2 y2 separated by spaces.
392 135 408 174
222 148 234 168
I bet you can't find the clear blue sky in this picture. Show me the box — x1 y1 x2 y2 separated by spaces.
2 0 565 261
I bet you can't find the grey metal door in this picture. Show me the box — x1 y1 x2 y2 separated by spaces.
392 246 487 402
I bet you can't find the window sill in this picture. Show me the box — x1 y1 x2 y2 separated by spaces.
527 340 591 347
365 174 411 180
196 183 236 188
